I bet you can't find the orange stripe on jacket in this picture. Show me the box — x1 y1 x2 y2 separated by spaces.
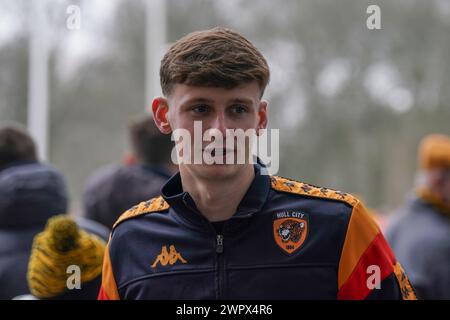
98 243 120 300
393 262 417 300
338 201 380 289
337 232 395 299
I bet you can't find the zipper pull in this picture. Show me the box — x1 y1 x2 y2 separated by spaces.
216 234 224 254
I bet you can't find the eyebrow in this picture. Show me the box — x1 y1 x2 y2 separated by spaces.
182 98 215 106
181 98 253 107
181 97 253 107
228 98 253 105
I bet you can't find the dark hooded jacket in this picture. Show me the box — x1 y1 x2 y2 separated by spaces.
83 164 171 229
0 161 68 299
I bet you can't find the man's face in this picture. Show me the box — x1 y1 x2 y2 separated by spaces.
428 169 450 204
441 170 450 203
155 81 267 180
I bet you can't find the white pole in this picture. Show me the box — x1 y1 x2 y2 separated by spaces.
27 0 49 161
145 0 167 112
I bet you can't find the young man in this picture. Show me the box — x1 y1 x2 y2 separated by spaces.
98 27 416 300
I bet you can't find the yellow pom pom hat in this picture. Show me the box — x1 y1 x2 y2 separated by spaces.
27 215 106 299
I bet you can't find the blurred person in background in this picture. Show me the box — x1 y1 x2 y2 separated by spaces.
83 115 175 229
0 125 67 300
387 134 450 299
0 125 109 300
25 215 105 300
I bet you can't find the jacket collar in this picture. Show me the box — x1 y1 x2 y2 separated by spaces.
161 164 270 230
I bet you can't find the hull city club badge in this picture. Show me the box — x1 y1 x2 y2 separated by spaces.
273 211 308 254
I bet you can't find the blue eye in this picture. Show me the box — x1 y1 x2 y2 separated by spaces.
192 105 210 114
230 105 247 114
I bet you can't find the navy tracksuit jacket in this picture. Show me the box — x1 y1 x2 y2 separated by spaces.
99 165 416 300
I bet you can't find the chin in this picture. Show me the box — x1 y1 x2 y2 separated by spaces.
193 163 244 180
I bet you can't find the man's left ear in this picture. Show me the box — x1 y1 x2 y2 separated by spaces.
257 100 268 135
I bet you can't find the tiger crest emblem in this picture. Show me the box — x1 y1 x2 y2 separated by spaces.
278 219 305 243
273 212 308 254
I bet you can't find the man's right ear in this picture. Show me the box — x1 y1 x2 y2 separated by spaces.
151 97 172 134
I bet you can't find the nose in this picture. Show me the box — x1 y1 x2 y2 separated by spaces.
209 112 228 136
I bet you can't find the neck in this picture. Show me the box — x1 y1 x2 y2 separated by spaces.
180 165 255 222
416 187 450 217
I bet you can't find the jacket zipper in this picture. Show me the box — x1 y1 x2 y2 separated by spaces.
216 234 224 299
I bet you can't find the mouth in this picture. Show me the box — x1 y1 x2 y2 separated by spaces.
203 148 235 157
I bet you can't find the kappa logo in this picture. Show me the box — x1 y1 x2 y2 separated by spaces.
151 245 188 268
273 211 308 254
